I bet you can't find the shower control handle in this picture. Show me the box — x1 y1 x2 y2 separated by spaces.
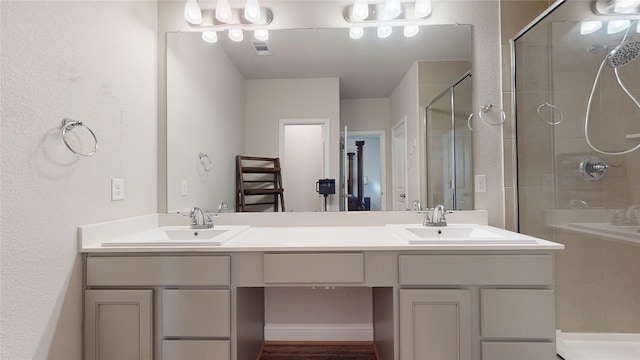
579 156 618 181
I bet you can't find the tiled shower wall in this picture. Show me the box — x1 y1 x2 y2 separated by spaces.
505 0 640 332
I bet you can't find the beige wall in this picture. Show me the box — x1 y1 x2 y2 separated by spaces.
166 32 245 212
245 77 341 211
341 98 390 132
1 2 158 358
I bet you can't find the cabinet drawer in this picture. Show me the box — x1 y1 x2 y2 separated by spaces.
263 253 364 284
162 289 230 337
399 255 553 286
482 341 555 359
481 289 555 339
86 256 230 286
162 340 230 360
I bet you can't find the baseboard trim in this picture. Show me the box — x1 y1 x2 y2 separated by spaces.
264 323 374 341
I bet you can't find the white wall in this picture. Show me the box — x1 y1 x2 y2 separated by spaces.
166 32 245 212
390 62 421 205
245 78 341 211
0 2 158 359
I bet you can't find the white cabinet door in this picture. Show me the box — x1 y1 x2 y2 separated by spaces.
84 289 153 360
400 289 471 360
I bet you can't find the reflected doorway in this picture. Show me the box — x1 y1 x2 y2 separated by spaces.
279 119 330 212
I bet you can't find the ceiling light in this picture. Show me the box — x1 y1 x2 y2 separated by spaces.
607 19 631 34
244 0 261 23
350 26 364 39
184 0 203 25
216 0 232 23
580 20 602 35
384 0 402 19
229 28 244 42
614 0 640 13
377 25 392 38
414 0 432 17
404 25 419 37
202 30 218 43
254 29 269 41
352 0 369 21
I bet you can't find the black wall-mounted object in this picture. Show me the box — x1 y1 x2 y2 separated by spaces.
316 178 336 195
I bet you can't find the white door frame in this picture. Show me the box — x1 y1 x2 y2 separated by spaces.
392 117 408 210
279 118 331 178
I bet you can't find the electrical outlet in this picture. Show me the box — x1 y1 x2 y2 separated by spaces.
181 180 188 196
111 178 124 200
474 174 487 193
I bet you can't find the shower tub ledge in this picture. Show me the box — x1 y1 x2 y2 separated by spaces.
557 331 640 360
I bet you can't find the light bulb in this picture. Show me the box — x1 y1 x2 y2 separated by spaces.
614 0 640 13
184 0 203 25
384 0 402 18
377 25 392 39
229 28 244 42
202 31 218 43
352 0 369 21
580 20 602 35
414 0 432 17
254 29 269 41
404 25 419 37
216 0 232 23
244 0 261 23
350 27 364 39
607 19 631 34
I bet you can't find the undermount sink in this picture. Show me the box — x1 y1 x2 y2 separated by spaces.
102 225 250 247
386 224 536 244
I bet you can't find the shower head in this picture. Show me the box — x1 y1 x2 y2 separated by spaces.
607 39 640 68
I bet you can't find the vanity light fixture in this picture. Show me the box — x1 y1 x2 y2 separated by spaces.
202 30 218 43
607 19 631 33
216 0 232 23
184 0 203 25
345 0 432 39
594 0 640 14
182 1 273 44
244 0 261 23
580 20 603 34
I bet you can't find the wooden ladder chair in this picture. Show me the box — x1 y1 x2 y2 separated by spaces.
236 156 285 212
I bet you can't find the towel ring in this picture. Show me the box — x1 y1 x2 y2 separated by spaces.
536 102 563 125
467 112 475 131
61 118 98 157
478 104 506 127
199 152 212 172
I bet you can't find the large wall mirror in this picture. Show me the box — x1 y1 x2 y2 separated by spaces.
166 24 472 213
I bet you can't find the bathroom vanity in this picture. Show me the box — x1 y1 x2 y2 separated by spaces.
79 211 563 360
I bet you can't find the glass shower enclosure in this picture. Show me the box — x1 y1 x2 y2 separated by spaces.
424 72 473 210
513 0 640 338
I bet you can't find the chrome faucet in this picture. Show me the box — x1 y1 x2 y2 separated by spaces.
423 204 450 227
411 200 422 211
190 207 213 229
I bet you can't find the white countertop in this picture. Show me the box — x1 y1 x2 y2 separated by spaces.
79 212 563 253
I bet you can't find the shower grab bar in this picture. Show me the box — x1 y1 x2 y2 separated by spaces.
61 118 98 157
537 103 564 125
626 134 640 139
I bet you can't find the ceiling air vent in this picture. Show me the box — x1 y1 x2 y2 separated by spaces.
251 40 272 56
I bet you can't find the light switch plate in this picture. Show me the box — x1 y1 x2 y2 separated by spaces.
181 180 188 196
111 178 124 201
